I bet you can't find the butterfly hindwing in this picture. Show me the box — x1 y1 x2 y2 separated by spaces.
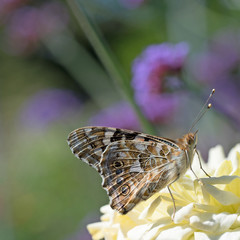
100 140 178 214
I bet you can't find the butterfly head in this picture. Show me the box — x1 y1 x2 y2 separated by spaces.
178 130 198 152
187 130 198 149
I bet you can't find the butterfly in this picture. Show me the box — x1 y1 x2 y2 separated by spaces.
67 90 214 217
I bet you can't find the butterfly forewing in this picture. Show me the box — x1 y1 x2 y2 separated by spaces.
67 126 183 214
67 126 143 171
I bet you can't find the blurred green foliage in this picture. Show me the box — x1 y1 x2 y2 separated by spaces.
1 0 240 240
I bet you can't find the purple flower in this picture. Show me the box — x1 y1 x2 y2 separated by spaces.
20 89 82 129
0 0 27 20
192 29 240 127
5 7 40 54
139 94 179 123
4 1 69 55
37 2 69 36
89 102 140 130
132 42 189 123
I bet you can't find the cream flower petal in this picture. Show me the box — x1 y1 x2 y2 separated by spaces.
232 215 240 229
208 145 226 172
217 229 240 240
102 225 121 240
117 226 126 240
200 176 238 185
174 203 194 223
190 212 237 234
142 225 163 240
141 218 172 240
127 223 153 240
200 178 240 205
195 228 240 240
227 144 240 163
138 195 162 220
215 160 233 177
231 152 240 176
194 232 211 240
87 144 240 240
155 226 194 240
87 222 113 240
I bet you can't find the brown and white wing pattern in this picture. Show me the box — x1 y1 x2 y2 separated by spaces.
67 126 153 172
101 140 181 214
67 126 182 214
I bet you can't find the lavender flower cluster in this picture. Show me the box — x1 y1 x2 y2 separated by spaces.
20 89 82 129
3 1 68 55
132 42 189 123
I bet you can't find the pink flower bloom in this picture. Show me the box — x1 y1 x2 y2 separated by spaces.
140 94 179 123
20 89 82 129
4 1 69 55
132 42 189 123
0 0 28 20
6 7 40 54
89 102 140 130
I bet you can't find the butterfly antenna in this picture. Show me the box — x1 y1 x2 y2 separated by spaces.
188 89 215 133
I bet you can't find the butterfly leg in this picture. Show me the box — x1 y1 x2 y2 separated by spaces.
195 149 211 178
185 150 199 180
167 185 176 221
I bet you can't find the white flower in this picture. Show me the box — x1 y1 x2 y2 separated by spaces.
88 144 240 240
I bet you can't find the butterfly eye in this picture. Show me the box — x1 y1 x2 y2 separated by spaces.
188 138 194 145
113 160 124 168
120 184 130 195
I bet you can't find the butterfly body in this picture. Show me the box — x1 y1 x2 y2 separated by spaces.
67 127 197 214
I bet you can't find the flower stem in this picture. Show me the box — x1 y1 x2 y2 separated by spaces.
66 0 156 134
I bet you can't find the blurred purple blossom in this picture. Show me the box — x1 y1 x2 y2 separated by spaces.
139 94 179 123
4 1 69 55
132 42 189 123
89 101 140 130
192 29 240 127
20 89 82 129
0 0 28 20
119 0 145 8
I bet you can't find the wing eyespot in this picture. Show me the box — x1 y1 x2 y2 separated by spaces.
120 184 130 195
113 160 124 168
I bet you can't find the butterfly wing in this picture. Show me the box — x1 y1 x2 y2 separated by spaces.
67 126 181 214
67 126 167 171
67 126 115 172
101 140 181 214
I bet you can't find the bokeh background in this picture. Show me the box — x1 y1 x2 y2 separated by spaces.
1 0 240 239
